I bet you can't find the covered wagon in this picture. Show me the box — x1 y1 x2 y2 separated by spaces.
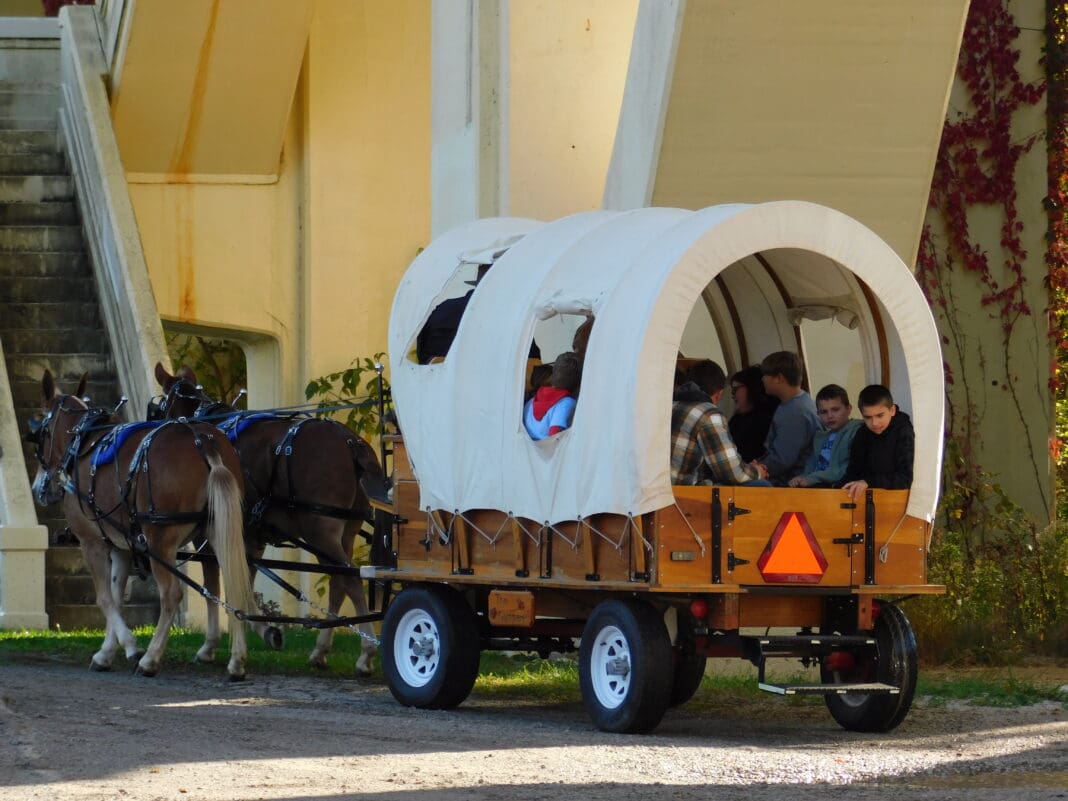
364 201 945 734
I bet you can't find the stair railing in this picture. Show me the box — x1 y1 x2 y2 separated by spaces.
0 338 49 629
56 6 169 419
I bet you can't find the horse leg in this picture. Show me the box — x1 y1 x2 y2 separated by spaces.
76 535 135 671
136 534 184 677
194 552 221 664
341 524 378 675
306 518 350 669
242 541 282 650
108 548 143 662
308 567 347 669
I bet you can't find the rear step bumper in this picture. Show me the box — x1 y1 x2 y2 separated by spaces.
759 681 900 696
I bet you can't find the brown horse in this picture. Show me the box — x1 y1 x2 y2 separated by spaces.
29 370 256 679
152 363 383 673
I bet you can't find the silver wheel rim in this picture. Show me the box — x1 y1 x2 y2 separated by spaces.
590 624 631 709
394 608 440 688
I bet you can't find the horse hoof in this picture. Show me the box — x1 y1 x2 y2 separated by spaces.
264 626 284 651
308 657 328 671
129 650 146 664
193 652 215 666
89 660 111 673
134 664 157 678
227 672 246 683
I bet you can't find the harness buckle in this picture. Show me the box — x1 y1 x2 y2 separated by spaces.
133 531 149 554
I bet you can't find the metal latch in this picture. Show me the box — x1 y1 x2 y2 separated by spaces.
832 533 864 545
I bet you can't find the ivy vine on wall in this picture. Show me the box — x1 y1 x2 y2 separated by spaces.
915 0 1047 522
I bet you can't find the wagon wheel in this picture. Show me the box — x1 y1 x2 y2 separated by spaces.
669 611 706 707
381 585 480 710
821 601 918 732
579 599 673 734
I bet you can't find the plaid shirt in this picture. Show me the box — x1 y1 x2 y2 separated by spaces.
671 401 760 485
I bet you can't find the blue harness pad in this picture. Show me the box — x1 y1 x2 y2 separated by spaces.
90 421 161 469
217 413 277 443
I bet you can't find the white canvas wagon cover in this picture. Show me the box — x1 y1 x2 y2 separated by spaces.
388 201 944 524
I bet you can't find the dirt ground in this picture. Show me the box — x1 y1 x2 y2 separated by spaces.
0 654 1065 801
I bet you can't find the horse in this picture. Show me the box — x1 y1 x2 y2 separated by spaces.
28 370 257 680
150 363 384 674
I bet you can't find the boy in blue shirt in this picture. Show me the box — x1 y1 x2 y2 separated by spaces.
788 384 862 488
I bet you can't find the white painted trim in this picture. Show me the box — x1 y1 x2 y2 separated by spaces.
602 0 685 210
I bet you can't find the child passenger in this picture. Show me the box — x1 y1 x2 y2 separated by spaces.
788 384 862 488
841 384 915 501
752 351 821 485
524 352 581 440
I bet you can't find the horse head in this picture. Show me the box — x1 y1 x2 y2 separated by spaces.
28 370 88 506
150 362 207 420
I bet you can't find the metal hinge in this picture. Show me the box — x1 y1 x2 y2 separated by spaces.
727 551 749 571
727 501 750 522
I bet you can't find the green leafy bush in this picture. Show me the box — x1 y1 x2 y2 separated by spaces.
304 353 390 440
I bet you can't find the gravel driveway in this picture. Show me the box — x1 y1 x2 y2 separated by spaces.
0 656 1064 801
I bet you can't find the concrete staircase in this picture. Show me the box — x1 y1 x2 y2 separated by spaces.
0 38 157 629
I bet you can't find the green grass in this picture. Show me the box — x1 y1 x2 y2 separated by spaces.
1 628 1065 709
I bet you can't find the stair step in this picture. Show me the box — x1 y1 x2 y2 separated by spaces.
0 89 59 121
0 201 76 224
0 175 71 202
10 378 121 411
759 681 901 697
46 603 160 632
0 49 61 86
0 275 94 303
0 116 58 132
44 572 160 606
0 301 102 329
0 251 89 276
5 352 113 383
0 152 65 176
0 130 57 155
0 225 83 252
1 328 109 354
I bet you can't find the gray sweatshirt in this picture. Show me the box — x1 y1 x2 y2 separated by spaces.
762 390 821 483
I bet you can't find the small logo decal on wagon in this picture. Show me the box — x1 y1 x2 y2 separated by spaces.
757 512 828 583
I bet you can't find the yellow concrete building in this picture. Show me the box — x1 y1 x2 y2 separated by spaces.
0 0 1055 628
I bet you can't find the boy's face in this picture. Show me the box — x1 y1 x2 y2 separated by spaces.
761 372 783 399
860 401 896 435
817 398 852 432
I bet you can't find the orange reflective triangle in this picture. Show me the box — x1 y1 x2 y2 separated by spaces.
761 513 824 575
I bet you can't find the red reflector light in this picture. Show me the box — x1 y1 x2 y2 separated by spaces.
824 651 855 673
689 598 708 620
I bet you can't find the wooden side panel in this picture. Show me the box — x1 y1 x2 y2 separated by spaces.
726 487 855 587
387 436 415 482
655 488 714 586
865 490 927 585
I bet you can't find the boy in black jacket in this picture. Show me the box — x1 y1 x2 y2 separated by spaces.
841 384 914 502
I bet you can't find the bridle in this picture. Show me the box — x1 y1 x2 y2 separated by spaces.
147 378 214 421
27 395 118 492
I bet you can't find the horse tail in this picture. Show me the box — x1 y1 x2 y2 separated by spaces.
203 447 257 621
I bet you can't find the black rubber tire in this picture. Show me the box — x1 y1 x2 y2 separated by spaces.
381 584 480 710
822 602 918 732
670 654 707 707
579 599 673 734
668 611 706 707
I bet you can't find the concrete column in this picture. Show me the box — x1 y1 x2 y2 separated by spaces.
431 0 508 236
602 0 685 210
0 340 49 629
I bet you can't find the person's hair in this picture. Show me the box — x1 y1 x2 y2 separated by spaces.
857 384 894 410
760 351 803 386
686 360 726 396
816 384 850 406
529 363 552 392
550 352 582 392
